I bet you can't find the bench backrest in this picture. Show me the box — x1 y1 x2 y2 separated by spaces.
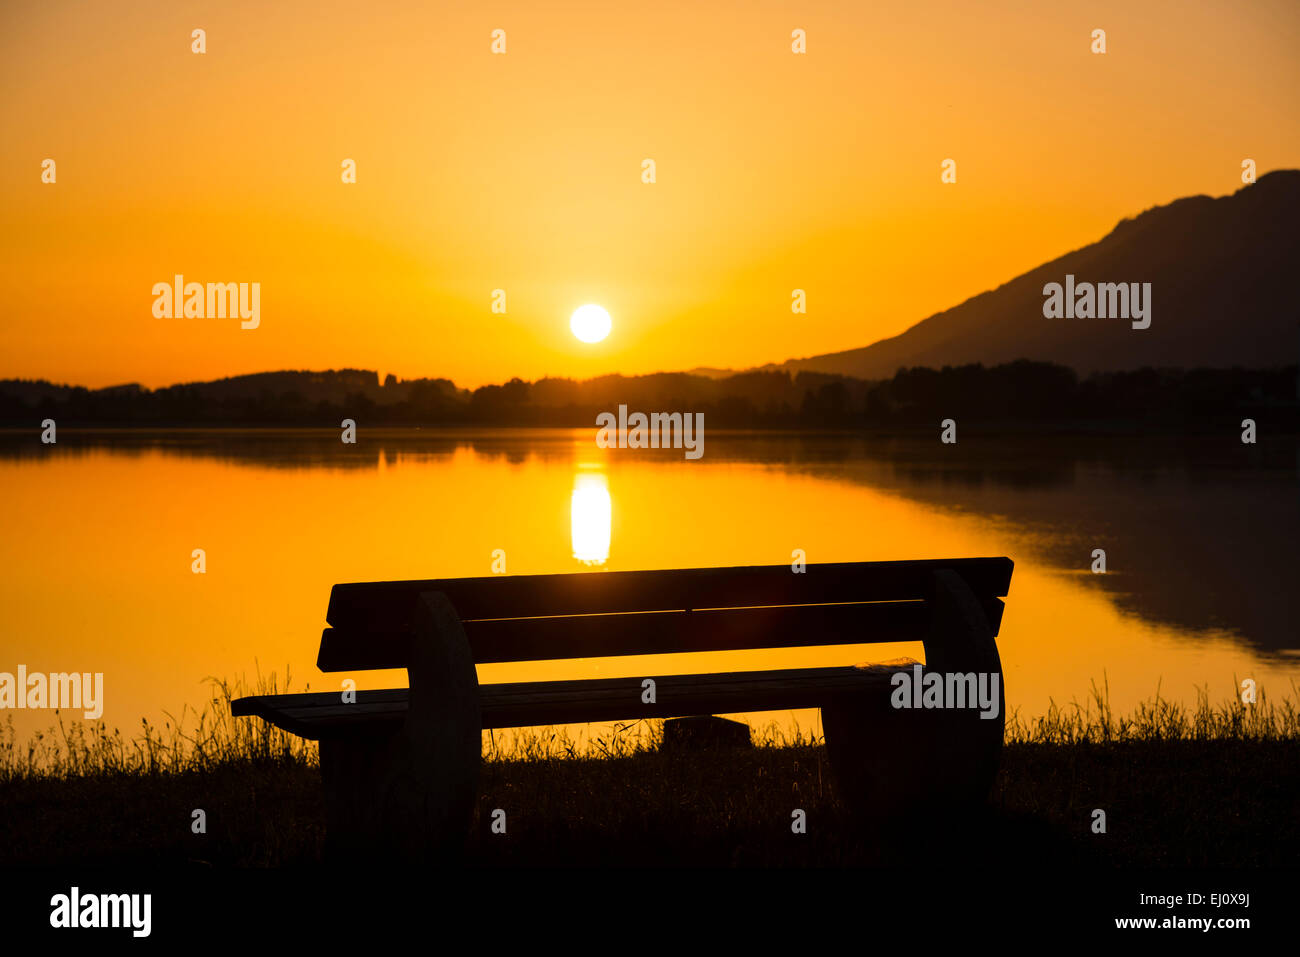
317 558 1013 672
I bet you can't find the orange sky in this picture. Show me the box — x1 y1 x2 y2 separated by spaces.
2 0 1298 390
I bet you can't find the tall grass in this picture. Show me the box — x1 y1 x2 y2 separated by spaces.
0 673 317 782
2 672 1296 782
1003 675 1300 745
481 716 823 762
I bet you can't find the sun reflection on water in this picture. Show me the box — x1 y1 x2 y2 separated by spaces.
571 470 612 565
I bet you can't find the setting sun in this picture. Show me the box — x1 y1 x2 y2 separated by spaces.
0 0 1296 908
570 304 612 344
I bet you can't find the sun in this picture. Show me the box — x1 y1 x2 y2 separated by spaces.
570 304 612 343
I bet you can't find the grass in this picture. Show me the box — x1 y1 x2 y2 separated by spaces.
1 675 1297 867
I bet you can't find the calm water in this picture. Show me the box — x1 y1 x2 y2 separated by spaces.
2 429 1297 746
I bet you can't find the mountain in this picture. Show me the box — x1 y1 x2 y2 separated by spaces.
776 171 1300 380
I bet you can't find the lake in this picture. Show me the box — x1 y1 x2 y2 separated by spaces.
2 428 1296 748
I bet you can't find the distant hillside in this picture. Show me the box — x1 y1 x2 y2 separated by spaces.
777 171 1300 379
0 369 463 410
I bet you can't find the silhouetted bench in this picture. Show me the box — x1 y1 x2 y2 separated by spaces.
232 557 1013 858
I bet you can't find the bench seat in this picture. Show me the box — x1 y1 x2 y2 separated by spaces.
231 662 911 739
230 559 1013 856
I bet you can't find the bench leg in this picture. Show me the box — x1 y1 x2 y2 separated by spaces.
822 569 1005 821
321 591 482 861
319 726 402 857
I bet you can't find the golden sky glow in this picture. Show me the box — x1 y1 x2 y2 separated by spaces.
2 0 1298 389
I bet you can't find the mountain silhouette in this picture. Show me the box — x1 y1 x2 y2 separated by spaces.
775 171 1300 379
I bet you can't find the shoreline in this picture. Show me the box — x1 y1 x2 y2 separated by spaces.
2 737 1297 868
4 681 1296 868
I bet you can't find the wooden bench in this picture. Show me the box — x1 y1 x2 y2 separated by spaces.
232 557 1013 858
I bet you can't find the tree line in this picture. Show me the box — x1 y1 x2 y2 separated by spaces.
1 361 1295 430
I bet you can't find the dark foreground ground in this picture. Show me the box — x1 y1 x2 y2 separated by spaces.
2 738 1296 868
